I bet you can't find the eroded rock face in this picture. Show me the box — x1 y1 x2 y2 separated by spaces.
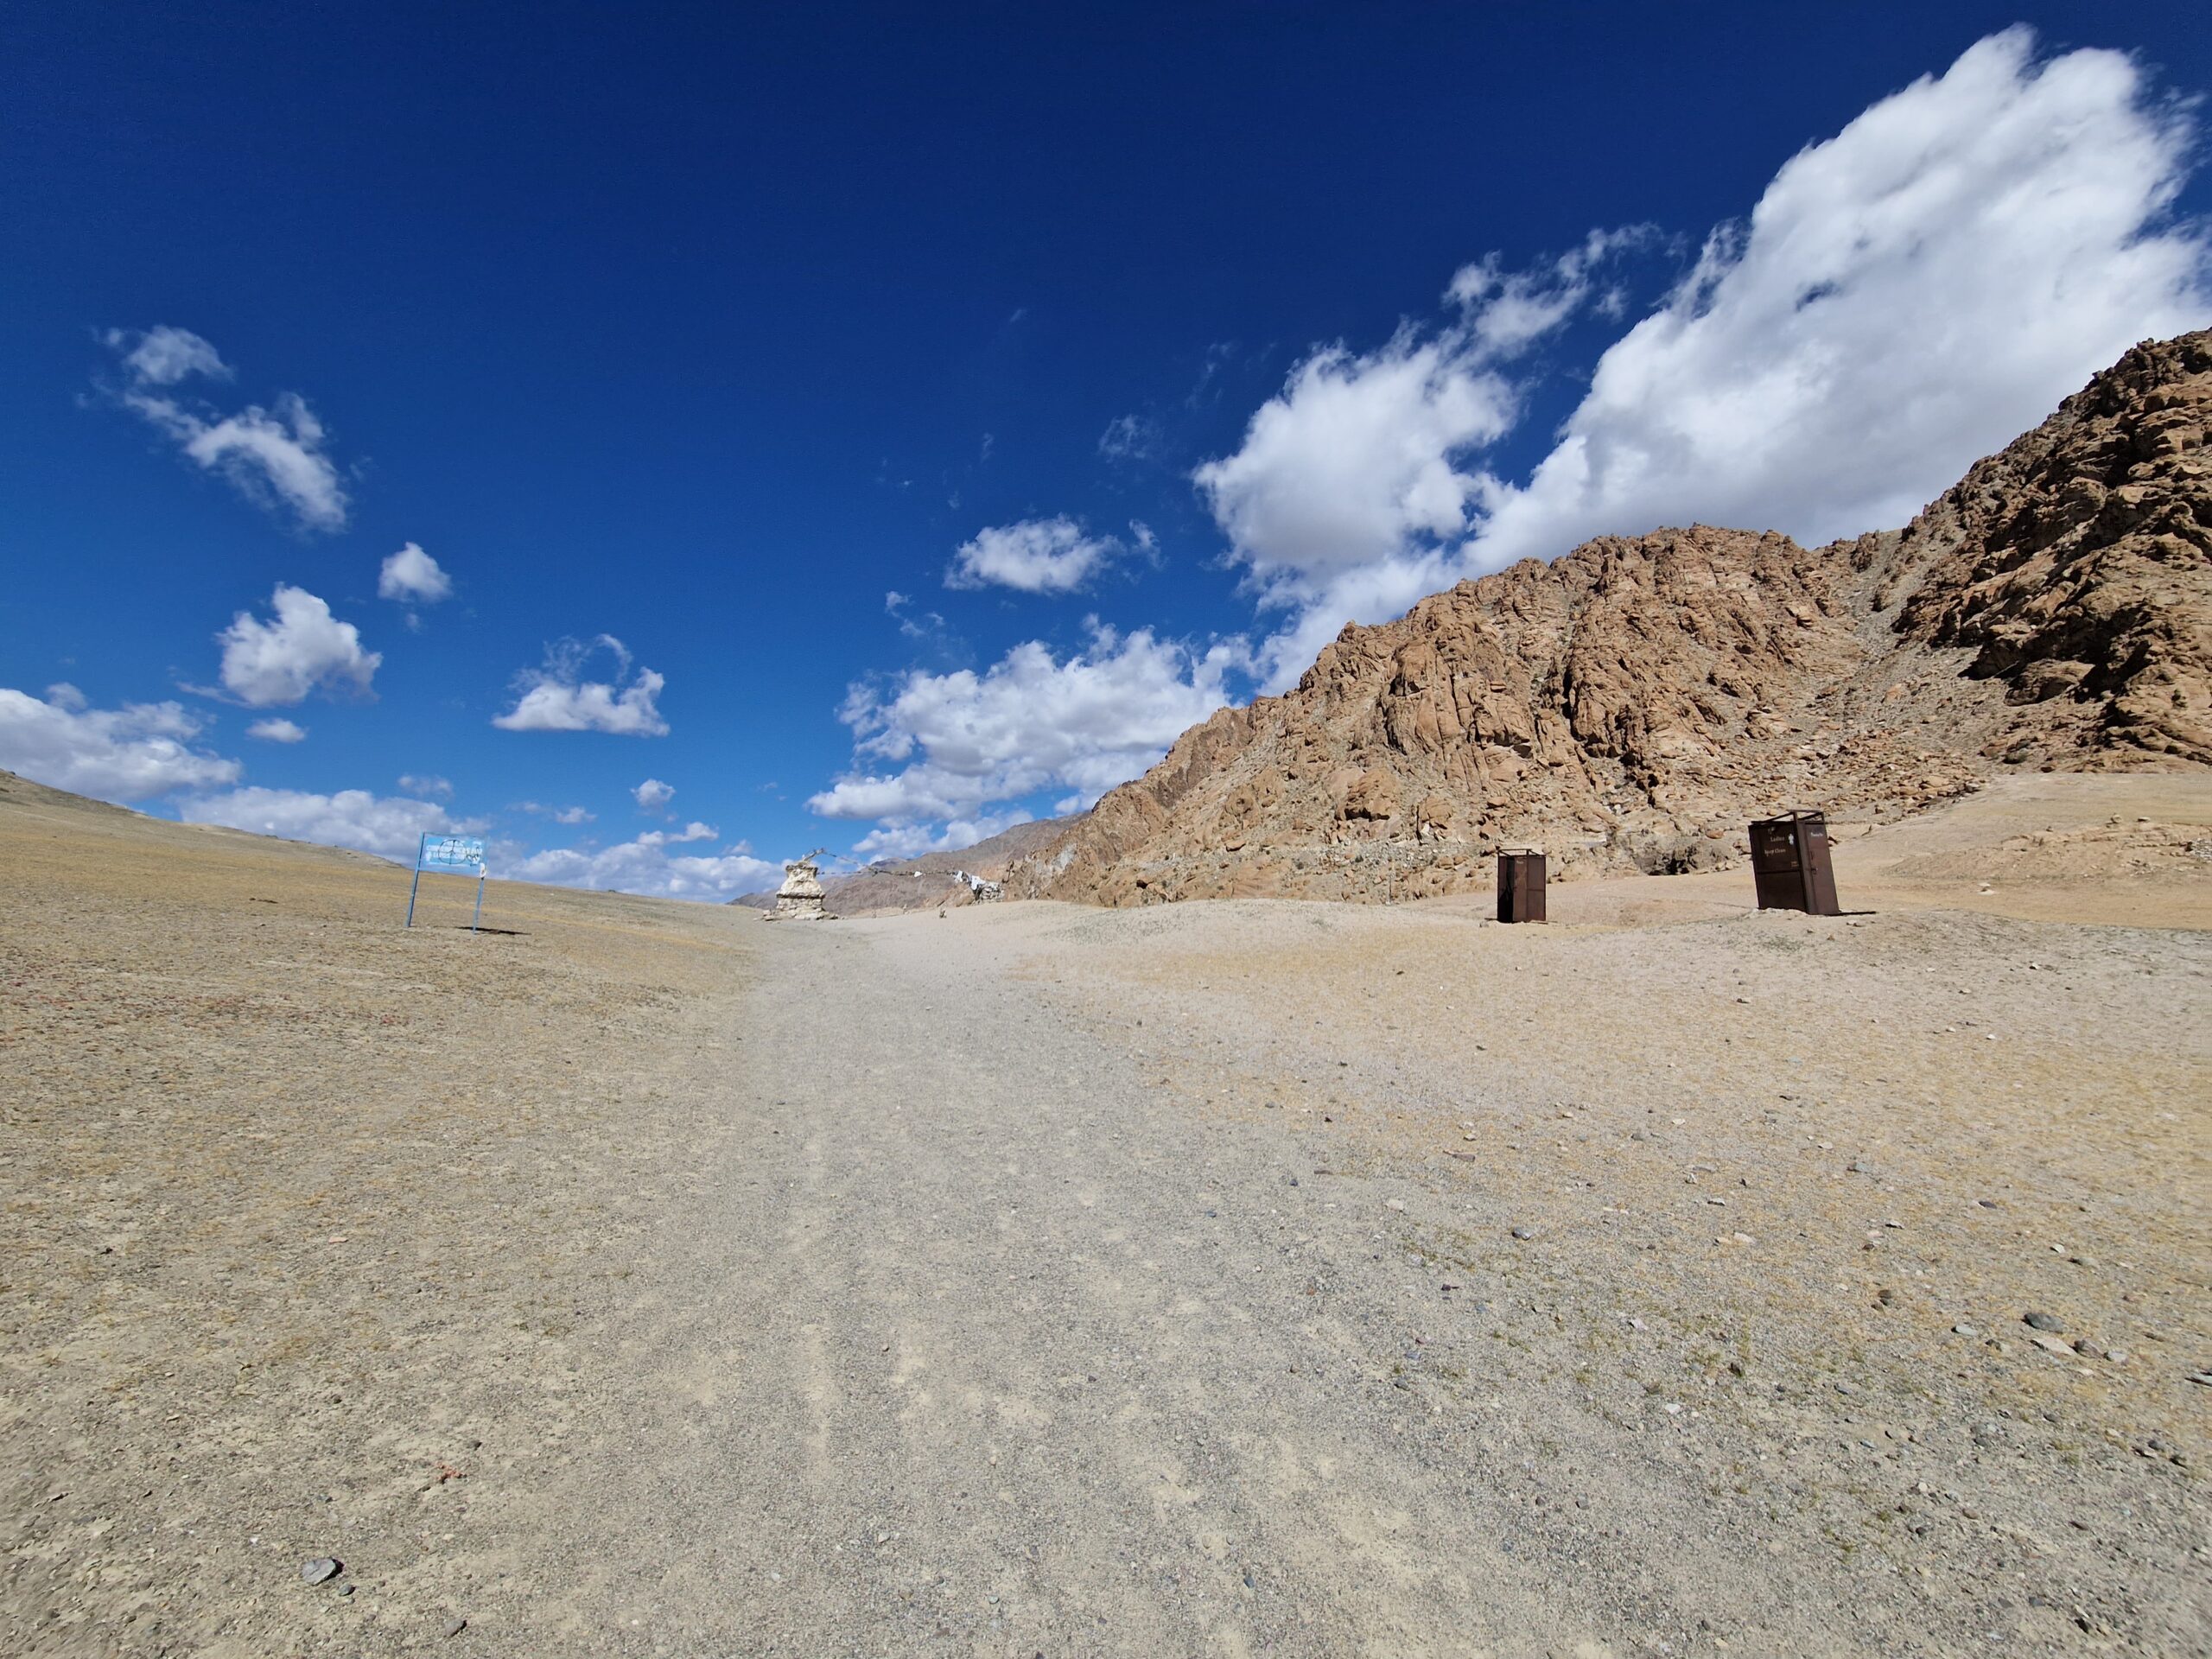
1010 331 2209 906
1885 331 2210 767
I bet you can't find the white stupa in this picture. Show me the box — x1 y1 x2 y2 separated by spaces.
764 850 832 921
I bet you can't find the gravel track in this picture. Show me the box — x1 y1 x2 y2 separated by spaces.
6 772 2207 1656
486 893 2209 1657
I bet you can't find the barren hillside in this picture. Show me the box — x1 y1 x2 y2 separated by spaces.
1012 332 2210 906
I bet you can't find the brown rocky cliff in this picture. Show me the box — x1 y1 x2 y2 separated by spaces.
1013 331 2210 906
1885 331 2209 766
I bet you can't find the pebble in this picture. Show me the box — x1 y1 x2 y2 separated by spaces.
2072 1338 2105 1359
2030 1334 2075 1358
1384 1198 1406 1211
442 1616 467 1638
2023 1311 2063 1333
1510 1226 1533 1241
300 1558 340 1586
1952 1324 1979 1338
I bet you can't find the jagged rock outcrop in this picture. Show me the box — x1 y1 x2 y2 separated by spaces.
1012 332 2209 906
1883 331 2210 766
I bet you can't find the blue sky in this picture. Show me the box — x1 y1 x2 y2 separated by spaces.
3 5 2208 898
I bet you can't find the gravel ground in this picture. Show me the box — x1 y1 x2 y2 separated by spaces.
1 777 751 1657
3 771 2208 1656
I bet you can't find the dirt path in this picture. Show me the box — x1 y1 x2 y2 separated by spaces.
485 893 2207 1657
6 772 2208 1656
493 921 1666 1657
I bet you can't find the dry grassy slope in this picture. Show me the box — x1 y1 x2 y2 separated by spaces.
0 767 755 1656
1014 331 2211 906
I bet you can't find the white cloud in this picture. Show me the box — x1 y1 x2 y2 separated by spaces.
1469 27 2210 569
1098 413 1160 461
885 591 947 641
671 820 716 842
102 330 347 531
493 635 669 735
397 772 452 798
178 785 483 861
104 325 231 387
507 831 778 902
514 800 595 824
1446 226 1656 356
0 686 243 802
1198 27 2210 690
248 717 307 743
946 517 1125 594
1192 327 1517 592
852 810 1033 861
378 543 453 604
163 396 348 531
632 777 675 810
214 584 381 707
810 623 1246 836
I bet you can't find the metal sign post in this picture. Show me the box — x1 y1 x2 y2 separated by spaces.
406 834 489 931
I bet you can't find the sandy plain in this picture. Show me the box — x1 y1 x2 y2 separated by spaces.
2 768 2207 1656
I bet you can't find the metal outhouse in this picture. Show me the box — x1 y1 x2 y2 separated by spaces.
1749 810 1841 916
1496 848 1547 924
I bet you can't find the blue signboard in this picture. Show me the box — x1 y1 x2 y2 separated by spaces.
406 833 489 931
416 835 487 875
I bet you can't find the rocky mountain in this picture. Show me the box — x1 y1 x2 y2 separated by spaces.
1010 331 2209 906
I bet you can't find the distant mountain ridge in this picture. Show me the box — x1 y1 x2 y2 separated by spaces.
1006 330 2210 906
730 815 1080 913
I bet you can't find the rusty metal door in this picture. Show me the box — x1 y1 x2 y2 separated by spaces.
1799 816 1840 915
1497 849 1546 923
1749 811 1840 915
